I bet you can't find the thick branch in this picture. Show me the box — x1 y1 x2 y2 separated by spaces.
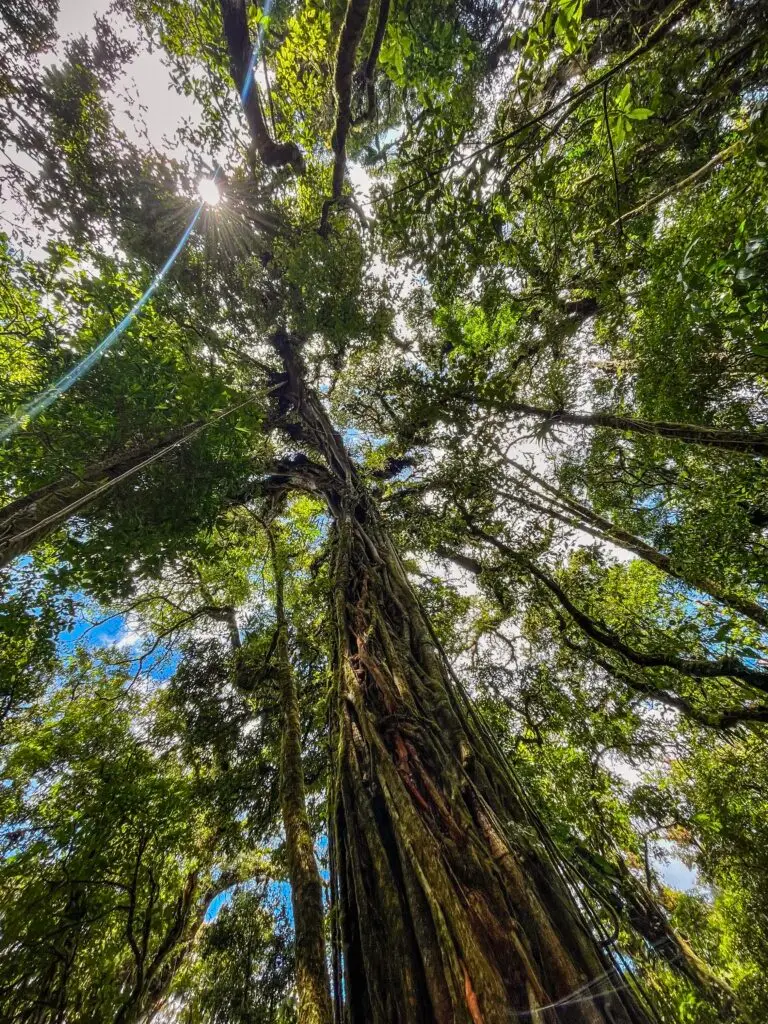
447 524 768 695
219 0 304 172
351 0 391 126
0 422 200 569
320 0 373 234
491 400 768 457
560 634 768 730
439 543 768 728
603 139 743 232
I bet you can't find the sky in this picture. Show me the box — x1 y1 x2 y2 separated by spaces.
2 0 202 251
55 0 199 153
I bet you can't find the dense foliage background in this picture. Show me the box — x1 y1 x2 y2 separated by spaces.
1 0 767 1020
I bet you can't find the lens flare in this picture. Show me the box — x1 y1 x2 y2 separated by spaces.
0 204 203 443
198 177 221 207
0 0 275 442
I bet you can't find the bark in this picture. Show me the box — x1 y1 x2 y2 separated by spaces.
270 331 654 1024
0 423 200 570
266 527 334 1024
499 460 768 629
219 0 304 173
491 400 768 457
320 0 372 235
200 602 242 651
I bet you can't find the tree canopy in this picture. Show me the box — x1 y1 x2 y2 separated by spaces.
1 0 768 1021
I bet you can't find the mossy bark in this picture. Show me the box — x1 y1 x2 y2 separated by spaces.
268 529 334 1024
271 332 654 1024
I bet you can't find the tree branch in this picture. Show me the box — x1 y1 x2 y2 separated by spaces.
351 0 391 127
319 0 373 235
486 399 768 457
219 0 304 173
445 522 768 694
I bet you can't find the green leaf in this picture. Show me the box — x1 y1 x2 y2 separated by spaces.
615 83 631 110
626 107 654 120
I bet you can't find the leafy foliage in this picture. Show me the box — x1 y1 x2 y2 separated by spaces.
1 0 768 1019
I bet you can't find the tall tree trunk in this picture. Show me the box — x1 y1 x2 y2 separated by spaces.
266 526 334 1024
270 332 655 1024
488 400 768 457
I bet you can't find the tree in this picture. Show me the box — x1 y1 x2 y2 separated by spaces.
0 647 274 1023
233 519 333 1024
177 886 297 1024
1 0 767 1019
260 334 652 1022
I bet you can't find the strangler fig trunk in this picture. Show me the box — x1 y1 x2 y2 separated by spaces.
270 332 654 1024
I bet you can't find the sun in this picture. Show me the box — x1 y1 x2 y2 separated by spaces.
198 177 221 207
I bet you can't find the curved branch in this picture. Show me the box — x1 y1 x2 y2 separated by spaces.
438 542 768 727
351 0 391 127
559 633 768 730
320 0 373 234
219 0 304 173
445 522 768 695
